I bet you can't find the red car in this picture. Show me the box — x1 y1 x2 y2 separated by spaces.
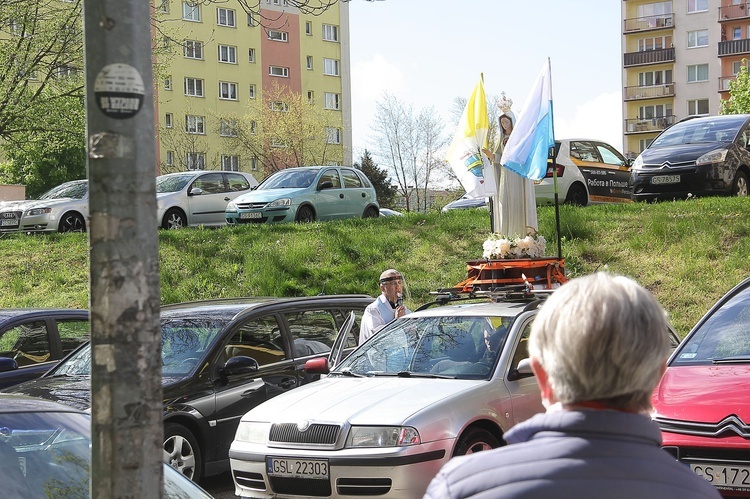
652 277 750 497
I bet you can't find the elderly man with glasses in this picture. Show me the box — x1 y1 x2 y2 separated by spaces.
359 269 410 344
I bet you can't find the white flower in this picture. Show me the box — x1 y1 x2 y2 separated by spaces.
482 231 546 260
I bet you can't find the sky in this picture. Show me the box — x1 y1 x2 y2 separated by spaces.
347 0 623 170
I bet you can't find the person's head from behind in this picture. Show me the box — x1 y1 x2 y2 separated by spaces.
529 272 670 413
379 269 404 304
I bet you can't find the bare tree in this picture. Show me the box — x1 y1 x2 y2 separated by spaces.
371 92 446 212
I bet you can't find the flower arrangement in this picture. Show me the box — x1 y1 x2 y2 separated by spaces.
482 230 547 260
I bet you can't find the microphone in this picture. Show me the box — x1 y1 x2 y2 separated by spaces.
396 292 403 307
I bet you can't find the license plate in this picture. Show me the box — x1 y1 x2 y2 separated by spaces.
1 219 18 226
266 457 329 479
691 462 750 489
651 175 680 185
240 212 262 219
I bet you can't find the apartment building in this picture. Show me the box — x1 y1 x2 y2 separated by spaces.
621 0 749 159
154 0 352 174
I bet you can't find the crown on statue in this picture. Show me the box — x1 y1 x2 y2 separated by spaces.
498 91 513 114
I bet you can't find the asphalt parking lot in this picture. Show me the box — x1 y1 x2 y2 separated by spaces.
202 471 235 498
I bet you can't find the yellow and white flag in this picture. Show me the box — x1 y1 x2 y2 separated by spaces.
446 76 490 198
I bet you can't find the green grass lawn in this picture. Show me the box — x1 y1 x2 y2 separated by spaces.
1 196 748 337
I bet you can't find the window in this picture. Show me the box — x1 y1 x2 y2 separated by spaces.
227 173 251 191
637 35 672 52
164 76 172 90
306 56 313 70
638 104 672 120
638 69 672 86
271 101 289 112
165 113 173 128
185 115 206 134
249 84 256 99
269 66 289 77
158 0 170 13
268 30 288 42
688 99 709 116
0 322 50 368
247 14 257 27
305 21 312 35
248 48 256 63
733 60 748 75
323 58 340 76
220 119 238 137
271 138 287 148
687 0 708 13
326 127 341 144
287 310 340 349
250 156 259 171
219 81 238 100
166 151 174 167
182 1 201 21
687 64 709 83
217 8 235 27
184 40 203 59
184 77 204 97
162 36 170 49
735 27 743 40
322 24 339 42
221 155 240 171
186 152 205 170
324 92 341 110
218 45 237 63
342 169 363 188
687 30 709 48
307 91 314 104
250 120 257 134
638 138 653 153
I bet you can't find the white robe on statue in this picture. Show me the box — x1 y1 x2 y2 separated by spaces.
498 167 538 238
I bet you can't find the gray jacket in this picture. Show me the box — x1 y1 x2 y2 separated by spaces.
424 409 721 499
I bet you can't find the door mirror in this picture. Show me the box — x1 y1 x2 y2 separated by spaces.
0 357 18 373
318 181 334 191
222 355 259 376
188 187 203 196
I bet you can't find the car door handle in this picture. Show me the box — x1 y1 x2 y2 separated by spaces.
339 194 344 199
361 193 366 198
224 196 230 201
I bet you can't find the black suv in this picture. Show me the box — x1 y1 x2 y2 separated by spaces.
3 295 373 483
630 114 750 201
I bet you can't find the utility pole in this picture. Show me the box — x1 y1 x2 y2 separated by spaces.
83 0 163 497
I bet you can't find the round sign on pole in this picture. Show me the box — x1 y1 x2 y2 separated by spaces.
94 63 145 120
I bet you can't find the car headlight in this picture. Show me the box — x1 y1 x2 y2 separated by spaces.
345 426 421 448
268 198 291 208
25 207 52 216
696 148 728 166
234 421 270 444
632 155 643 170
226 200 237 211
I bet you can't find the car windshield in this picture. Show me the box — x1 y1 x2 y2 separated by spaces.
334 314 515 380
260 169 320 190
38 182 87 200
51 318 226 376
156 174 194 194
651 117 746 148
671 283 750 365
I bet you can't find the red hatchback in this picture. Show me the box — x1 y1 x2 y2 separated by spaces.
653 277 750 497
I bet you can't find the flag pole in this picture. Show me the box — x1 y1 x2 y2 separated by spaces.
547 57 562 260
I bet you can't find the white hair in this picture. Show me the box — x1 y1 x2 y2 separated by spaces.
529 272 671 411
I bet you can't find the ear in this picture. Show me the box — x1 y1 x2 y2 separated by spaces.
530 357 556 405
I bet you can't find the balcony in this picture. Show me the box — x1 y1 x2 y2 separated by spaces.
719 38 750 57
625 116 676 134
624 48 675 67
719 75 736 93
719 3 750 21
624 83 675 101
624 14 674 33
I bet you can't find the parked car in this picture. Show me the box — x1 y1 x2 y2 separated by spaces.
379 208 403 217
228 290 548 498
0 393 212 498
441 195 488 212
225 166 379 225
652 276 750 497
631 114 750 201
535 139 632 206
0 308 89 389
4 295 374 484
157 170 258 229
0 180 88 234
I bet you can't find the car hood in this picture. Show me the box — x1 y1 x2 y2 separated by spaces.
243 376 481 425
236 188 307 203
640 142 730 165
653 365 750 422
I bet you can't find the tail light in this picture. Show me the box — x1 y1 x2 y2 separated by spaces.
544 164 565 178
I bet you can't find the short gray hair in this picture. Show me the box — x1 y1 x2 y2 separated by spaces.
529 272 670 411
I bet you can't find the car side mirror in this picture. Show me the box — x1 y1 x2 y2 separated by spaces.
222 355 259 376
305 356 329 374
318 181 334 191
0 357 18 373
508 357 534 381
188 187 203 196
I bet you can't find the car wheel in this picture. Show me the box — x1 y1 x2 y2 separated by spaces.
363 206 379 218
162 208 187 230
565 183 588 206
163 422 202 483
732 171 748 197
452 427 501 457
296 205 315 223
58 212 86 233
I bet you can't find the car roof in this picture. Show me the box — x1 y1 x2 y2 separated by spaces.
0 308 88 322
160 295 373 317
0 393 88 414
405 299 539 319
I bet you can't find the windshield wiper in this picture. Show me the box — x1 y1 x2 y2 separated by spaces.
331 369 363 377
712 356 750 364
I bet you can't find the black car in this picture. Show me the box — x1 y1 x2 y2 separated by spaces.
0 309 89 389
631 114 750 201
3 295 372 484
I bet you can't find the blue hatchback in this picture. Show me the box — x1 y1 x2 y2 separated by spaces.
225 166 379 224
